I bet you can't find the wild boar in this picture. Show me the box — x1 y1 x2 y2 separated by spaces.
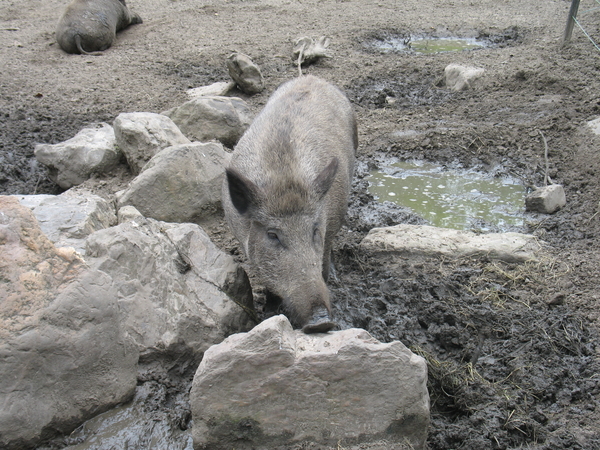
222 75 357 333
56 0 142 55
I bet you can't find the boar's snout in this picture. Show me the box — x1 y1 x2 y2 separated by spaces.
302 306 337 333
280 278 337 333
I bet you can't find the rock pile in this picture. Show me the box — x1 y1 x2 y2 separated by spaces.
3 84 432 450
2 88 260 448
0 194 256 449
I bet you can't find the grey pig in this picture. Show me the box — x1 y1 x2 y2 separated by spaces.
223 75 357 333
56 0 142 55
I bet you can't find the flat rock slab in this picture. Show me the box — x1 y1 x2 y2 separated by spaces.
191 315 429 450
187 81 235 99
360 224 542 263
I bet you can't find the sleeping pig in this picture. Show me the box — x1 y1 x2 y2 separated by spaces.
56 0 142 54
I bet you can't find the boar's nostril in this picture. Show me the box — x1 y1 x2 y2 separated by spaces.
302 320 337 334
302 307 337 334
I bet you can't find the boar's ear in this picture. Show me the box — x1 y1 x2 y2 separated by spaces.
314 157 339 199
226 168 259 214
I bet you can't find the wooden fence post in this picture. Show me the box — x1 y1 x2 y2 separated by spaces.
563 0 581 45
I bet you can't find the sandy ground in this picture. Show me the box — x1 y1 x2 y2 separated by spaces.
2 0 600 449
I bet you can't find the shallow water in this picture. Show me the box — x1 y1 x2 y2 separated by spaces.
367 160 526 231
373 36 486 53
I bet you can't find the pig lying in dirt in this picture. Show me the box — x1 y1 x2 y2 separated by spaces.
56 0 142 54
223 75 357 333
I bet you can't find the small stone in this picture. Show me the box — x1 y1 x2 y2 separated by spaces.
526 184 566 214
547 292 566 306
586 117 600 135
227 53 264 95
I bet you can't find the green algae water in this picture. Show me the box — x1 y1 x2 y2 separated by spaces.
410 38 483 53
374 37 485 53
368 161 526 231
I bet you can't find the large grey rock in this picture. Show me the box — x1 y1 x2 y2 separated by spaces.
0 196 138 450
34 123 122 189
525 184 566 214
113 112 191 175
16 192 116 254
190 315 430 450
117 142 230 223
444 64 485 91
163 96 252 148
0 196 255 449
85 217 256 356
360 224 542 263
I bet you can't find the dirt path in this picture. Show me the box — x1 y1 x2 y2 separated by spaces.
2 0 600 449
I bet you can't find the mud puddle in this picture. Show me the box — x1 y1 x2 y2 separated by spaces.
373 36 487 54
360 27 521 55
367 159 527 232
38 368 195 450
349 76 453 109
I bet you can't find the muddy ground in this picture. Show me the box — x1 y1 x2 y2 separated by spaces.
2 0 600 449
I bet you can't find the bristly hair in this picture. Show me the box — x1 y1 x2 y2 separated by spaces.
262 177 312 217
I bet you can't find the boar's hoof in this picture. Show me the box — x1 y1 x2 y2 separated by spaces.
302 308 337 334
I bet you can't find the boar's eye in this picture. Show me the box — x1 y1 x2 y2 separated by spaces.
266 230 281 244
